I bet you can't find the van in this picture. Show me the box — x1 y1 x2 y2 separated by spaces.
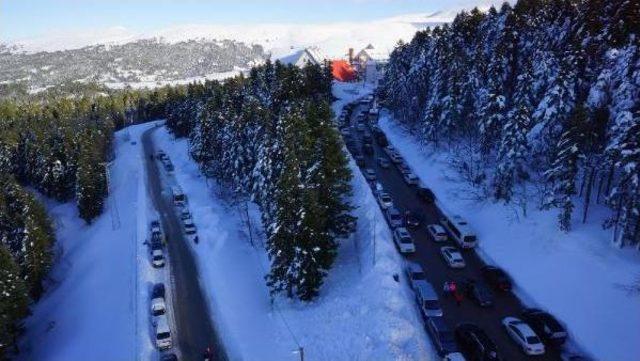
171 186 186 206
415 282 443 318
155 315 172 350
151 295 166 316
441 215 477 249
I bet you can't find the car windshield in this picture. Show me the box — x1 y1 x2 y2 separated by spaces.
526 336 541 344
464 235 477 243
153 255 163 260
157 332 170 340
424 300 440 310
401 236 412 243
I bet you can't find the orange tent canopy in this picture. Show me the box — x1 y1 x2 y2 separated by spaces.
331 60 357 82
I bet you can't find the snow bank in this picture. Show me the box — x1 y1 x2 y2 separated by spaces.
379 111 640 361
19 123 161 361
149 82 432 360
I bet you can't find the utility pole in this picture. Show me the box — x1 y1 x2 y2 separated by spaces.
298 347 304 361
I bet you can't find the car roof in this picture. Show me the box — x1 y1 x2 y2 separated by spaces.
511 320 537 337
156 315 170 332
416 282 437 298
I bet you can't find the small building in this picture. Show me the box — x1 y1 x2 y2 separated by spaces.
331 60 357 82
354 44 389 68
279 46 327 67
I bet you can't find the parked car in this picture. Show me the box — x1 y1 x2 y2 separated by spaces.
150 220 161 235
164 162 174 172
426 317 459 356
156 150 167 160
354 154 365 167
402 172 419 186
393 227 415 254
404 262 427 290
376 192 394 209
154 314 173 350
363 168 377 181
388 152 403 164
417 186 436 203
440 246 466 269
397 162 412 174
180 209 191 220
415 281 443 318
520 308 567 346
362 143 374 155
385 207 403 228
383 145 397 157
183 219 197 235
463 279 494 307
363 132 373 143
152 283 165 299
152 249 165 268
441 215 478 248
481 266 512 291
427 224 448 242
455 323 500 361
151 292 166 316
356 122 365 132
404 210 421 229
151 233 163 251
378 157 390 168
502 317 545 356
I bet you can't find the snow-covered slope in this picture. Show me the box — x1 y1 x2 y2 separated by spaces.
5 11 454 58
19 123 160 360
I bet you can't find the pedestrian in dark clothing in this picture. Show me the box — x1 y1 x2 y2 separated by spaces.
194 235 199 244
454 290 463 306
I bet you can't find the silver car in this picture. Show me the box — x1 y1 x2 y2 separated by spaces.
385 207 403 228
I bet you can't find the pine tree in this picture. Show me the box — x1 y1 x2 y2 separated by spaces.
0 245 29 358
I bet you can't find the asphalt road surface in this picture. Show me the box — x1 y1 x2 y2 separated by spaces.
142 127 227 361
343 102 563 361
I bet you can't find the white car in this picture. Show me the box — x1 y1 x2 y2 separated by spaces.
151 295 166 316
385 207 403 228
376 192 394 209
363 168 376 181
440 246 465 268
393 227 415 254
183 219 197 235
404 262 426 289
152 249 165 268
154 314 172 350
180 209 191 220
502 317 546 356
427 224 448 242
402 172 419 186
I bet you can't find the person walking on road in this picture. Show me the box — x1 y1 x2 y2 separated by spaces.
443 280 457 297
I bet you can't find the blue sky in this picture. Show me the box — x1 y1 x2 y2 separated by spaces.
1 0 498 41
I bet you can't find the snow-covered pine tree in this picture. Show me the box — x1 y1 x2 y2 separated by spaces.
0 244 29 358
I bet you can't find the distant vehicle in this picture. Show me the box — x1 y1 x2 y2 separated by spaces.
377 157 390 168
388 151 403 164
150 233 163 251
180 209 191 221
427 224 448 242
152 283 165 299
376 192 394 209
392 227 415 254
152 249 165 268
404 262 427 290
157 150 167 160
402 172 419 186
385 207 403 228
356 122 365 132
520 308 567 346
363 132 373 144
340 128 351 137
172 186 186 206
183 219 197 235
404 210 421 229
397 162 412 174
426 317 459 356
154 314 173 350
368 107 379 122
463 279 494 307
165 162 174 172
441 215 477 248
383 145 396 157
150 220 162 235
354 154 365 167
415 281 443 318
502 317 545 356
455 323 500 361
440 246 466 269
481 266 512 291
151 292 166 316
363 168 376 181
417 186 436 203
362 143 374 155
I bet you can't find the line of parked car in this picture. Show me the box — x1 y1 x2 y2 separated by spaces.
339 96 584 361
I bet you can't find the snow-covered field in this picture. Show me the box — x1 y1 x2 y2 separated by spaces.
378 112 640 361
19 123 162 361
151 110 433 360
